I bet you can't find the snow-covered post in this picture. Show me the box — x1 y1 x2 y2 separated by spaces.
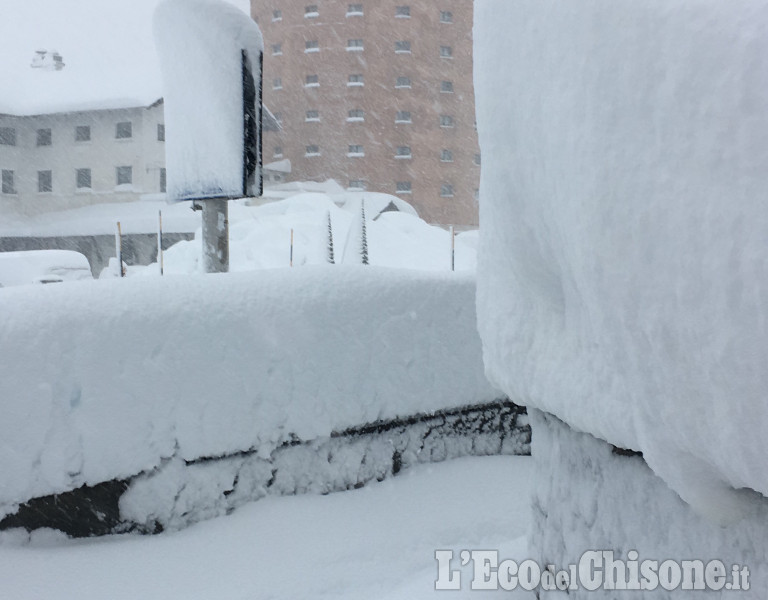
154 0 264 273
115 222 125 278
450 225 455 272
157 210 164 276
290 228 294 267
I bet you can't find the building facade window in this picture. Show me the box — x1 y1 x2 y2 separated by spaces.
305 4 319 17
474 153 482 166
1 170 15 194
305 145 320 156
38 170 52 193
395 5 410 18
348 74 364 86
157 124 165 141
347 109 364 122
274 146 283 158
272 9 282 21
395 76 411 88
76 168 91 189
440 10 453 23
440 183 454 197
116 166 132 185
36 128 52 146
441 149 453 162
273 77 283 89
160 168 167 193
395 110 412 123
347 144 364 157
395 146 412 159
347 39 364 51
395 40 411 53
347 4 363 16
396 181 412 194
116 121 132 139
305 40 319 53
305 110 320 122
440 45 453 58
440 115 454 128
440 80 454 93
0 127 16 146
348 179 366 190
75 125 91 142
272 43 282 55
305 74 319 87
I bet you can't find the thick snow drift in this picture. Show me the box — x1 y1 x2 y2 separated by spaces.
0 457 534 600
0 268 496 516
154 0 263 200
475 0 768 520
139 193 477 274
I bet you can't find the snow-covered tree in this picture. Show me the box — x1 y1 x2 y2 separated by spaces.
326 211 335 264
361 200 369 265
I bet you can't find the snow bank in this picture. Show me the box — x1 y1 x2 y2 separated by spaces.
530 411 768 598
0 268 496 516
154 0 263 200
0 457 534 600
475 1 768 520
150 193 477 274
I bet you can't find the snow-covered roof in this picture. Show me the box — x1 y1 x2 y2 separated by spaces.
264 159 291 173
0 0 250 116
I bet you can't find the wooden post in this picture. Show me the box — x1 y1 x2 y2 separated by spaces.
158 210 164 276
115 222 125 277
450 225 455 272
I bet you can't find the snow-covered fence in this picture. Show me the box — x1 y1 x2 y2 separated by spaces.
1 400 529 537
0 268 503 534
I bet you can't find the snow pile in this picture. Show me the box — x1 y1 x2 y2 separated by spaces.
0 268 496 516
154 0 263 200
147 193 477 274
0 457 535 600
0 250 92 287
475 0 768 521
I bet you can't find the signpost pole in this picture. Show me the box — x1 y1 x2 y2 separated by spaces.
202 199 229 273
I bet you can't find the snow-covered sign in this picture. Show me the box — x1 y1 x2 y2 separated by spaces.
154 0 263 202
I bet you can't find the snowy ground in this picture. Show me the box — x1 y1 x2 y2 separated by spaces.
0 456 533 600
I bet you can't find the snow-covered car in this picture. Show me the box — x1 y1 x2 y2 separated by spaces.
0 249 93 287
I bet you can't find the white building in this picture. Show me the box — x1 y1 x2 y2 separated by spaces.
0 99 167 216
0 0 261 218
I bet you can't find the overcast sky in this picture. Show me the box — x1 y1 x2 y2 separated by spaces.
0 0 251 114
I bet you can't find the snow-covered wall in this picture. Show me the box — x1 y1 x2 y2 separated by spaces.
530 410 768 598
474 0 768 520
0 268 497 517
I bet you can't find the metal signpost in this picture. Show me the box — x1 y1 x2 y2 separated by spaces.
154 0 264 273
